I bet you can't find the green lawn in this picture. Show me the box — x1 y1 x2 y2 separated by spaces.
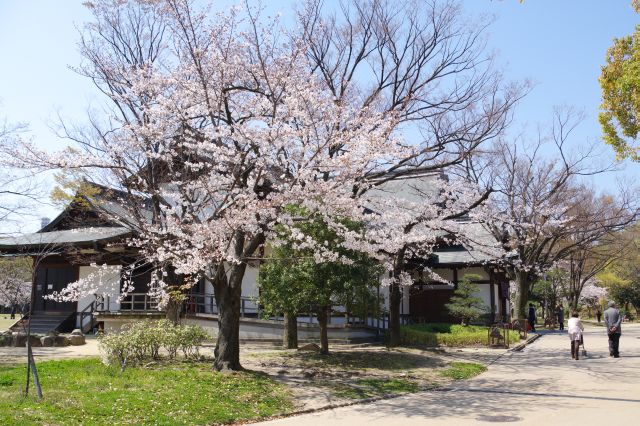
0 358 292 426
439 362 487 380
400 323 521 347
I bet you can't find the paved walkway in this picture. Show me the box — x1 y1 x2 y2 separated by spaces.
256 324 640 425
0 338 101 364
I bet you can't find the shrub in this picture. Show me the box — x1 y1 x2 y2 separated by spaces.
162 324 182 359
98 332 132 370
400 323 520 347
99 320 210 369
179 325 209 358
445 274 488 325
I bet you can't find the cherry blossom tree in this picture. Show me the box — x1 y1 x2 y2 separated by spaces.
298 0 523 345
563 225 631 311
1 0 520 369
578 280 607 315
0 258 31 311
0 116 46 234
3 0 400 371
466 109 639 319
362 174 497 345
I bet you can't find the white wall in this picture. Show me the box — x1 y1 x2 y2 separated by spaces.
241 265 259 298
475 284 492 311
77 265 122 313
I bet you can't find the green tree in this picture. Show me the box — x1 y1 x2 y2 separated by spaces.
599 19 640 160
258 210 382 354
599 271 640 318
532 268 568 318
607 280 640 319
445 274 488 326
597 224 640 317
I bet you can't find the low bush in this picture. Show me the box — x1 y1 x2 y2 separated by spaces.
178 324 209 358
400 323 520 347
99 320 210 369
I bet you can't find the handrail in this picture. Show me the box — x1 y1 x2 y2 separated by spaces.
89 291 388 333
79 298 98 334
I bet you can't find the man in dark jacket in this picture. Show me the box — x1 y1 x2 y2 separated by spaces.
556 304 565 331
604 301 622 358
527 303 537 332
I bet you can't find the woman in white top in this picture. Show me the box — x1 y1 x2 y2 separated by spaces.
568 311 584 360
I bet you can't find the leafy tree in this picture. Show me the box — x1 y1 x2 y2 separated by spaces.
445 274 487 326
599 4 640 160
258 210 382 354
532 268 568 318
597 224 640 317
606 280 640 319
599 270 640 318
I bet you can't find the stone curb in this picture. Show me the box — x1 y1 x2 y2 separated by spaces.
510 333 542 352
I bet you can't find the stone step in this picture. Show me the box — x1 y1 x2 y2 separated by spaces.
9 313 73 333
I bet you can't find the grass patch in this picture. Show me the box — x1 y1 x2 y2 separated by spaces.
400 323 521 347
439 362 487 380
0 358 292 426
329 378 419 399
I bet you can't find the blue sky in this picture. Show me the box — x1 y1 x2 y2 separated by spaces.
1 0 639 231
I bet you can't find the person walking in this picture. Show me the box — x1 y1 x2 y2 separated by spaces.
557 304 565 331
527 302 537 332
604 301 622 358
568 311 584 360
10 304 16 320
596 308 602 323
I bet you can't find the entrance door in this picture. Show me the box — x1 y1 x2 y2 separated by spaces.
33 266 77 313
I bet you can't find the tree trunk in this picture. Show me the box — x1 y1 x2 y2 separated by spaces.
163 264 189 325
27 345 43 399
388 248 407 347
165 297 182 325
283 311 298 349
388 282 402 347
213 264 245 372
317 306 330 355
514 270 530 320
569 295 579 312
211 232 264 372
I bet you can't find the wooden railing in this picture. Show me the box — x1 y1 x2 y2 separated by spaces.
183 293 259 318
90 292 390 334
78 300 97 334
